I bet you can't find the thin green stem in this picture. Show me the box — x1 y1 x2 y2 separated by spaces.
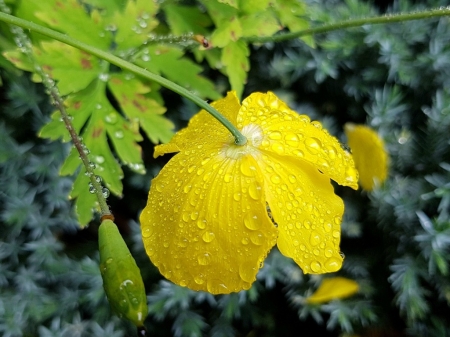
0 4 112 217
244 7 450 43
0 12 247 146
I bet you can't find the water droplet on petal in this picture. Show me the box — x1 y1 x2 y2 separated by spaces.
285 132 299 147
202 231 215 243
309 231 321 246
325 257 342 271
223 173 233 182
194 274 205 285
310 261 321 272
207 279 228 294
332 230 340 238
250 231 264 245
197 219 207 229
198 252 212 265
239 261 257 283
268 131 282 140
248 182 262 200
305 137 322 154
155 181 164 192
270 174 281 184
244 213 262 230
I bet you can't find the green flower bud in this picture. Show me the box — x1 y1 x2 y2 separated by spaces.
99 219 148 327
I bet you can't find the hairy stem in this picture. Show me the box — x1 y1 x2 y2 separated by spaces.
0 12 247 146
244 7 450 43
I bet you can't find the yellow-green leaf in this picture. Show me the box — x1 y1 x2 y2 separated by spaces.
34 0 111 50
134 45 220 100
221 40 249 98
163 4 212 35
240 11 282 38
112 0 159 51
33 41 101 95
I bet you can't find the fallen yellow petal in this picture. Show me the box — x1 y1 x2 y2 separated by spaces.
306 277 359 304
344 123 388 191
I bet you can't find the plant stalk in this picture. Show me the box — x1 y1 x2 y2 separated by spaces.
244 7 450 43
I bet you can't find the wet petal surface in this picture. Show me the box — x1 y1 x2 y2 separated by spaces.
260 151 345 274
140 146 277 294
237 92 358 189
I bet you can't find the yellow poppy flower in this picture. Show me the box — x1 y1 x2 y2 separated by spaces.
344 123 388 191
306 277 359 304
140 91 358 294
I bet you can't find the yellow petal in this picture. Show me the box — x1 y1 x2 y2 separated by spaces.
238 92 359 189
260 152 344 274
306 277 359 304
154 91 241 158
344 123 389 191
140 148 277 294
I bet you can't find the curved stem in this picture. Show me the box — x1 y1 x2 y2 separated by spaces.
0 12 247 146
244 7 450 43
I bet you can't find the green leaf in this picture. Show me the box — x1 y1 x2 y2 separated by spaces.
71 169 98 227
240 11 282 38
274 0 314 47
217 0 239 8
34 0 111 50
2 49 33 72
134 45 220 100
203 0 242 47
221 40 249 98
238 0 271 14
210 16 242 48
163 4 212 35
108 73 175 144
112 0 159 52
33 41 102 95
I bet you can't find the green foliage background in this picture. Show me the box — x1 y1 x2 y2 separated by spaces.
1 0 450 336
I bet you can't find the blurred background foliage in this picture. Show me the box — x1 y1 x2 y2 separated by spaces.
1 0 450 336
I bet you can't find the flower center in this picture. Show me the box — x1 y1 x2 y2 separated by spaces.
223 124 264 159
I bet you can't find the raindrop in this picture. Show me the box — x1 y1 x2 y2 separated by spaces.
197 252 212 265
325 257 341 271
305 137 322 154
96 103 102 110
248 182 262 200
309 231 321 246
310 261 321 272
141 54 150 62
104 113 118 124
202 231 215 243
239 261 257 283
285 132 299 147
244 213 262 230
197 219 207 229
95 175 102 183
114 130 124 139
250 231 264 245
98 73 109 82
270 174 281 184
89 183 96 194
223 173 232 183
102 187 110 198
194 274 205 285
268 131 282 140
94 155 105 164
